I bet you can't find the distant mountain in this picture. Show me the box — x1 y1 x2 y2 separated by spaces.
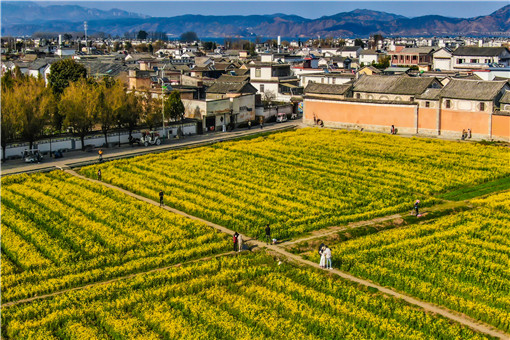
1 2 509 38
1 1 149 26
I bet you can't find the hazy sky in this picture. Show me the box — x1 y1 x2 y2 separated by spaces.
34 1 508 19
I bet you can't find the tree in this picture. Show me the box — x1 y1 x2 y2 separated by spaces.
137 30 148 40
202 41 216 51
180 31 198 43
59 78 99 150
63 33 73 41
140 90 161 130
165 90 185 123
1 81 19 161
47 59 87 96
119 91 141 138
354 38 366 48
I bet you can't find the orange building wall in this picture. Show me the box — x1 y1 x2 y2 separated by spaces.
305 100 416 128
492 115 510 139
441 110 489 134
418 108 436 130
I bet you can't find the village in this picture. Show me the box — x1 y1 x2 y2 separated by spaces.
1 33 510 160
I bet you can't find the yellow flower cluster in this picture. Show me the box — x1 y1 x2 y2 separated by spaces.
2 253 490 339
80 129 510 239
1 171 230 302
326 191 510 332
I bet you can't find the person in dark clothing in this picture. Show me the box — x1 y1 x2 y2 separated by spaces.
391 125 395 135
248 121 252 129
414 200 420 216
233 232 239 251
97 169 102 181
265 224 271 245
159 190 164 207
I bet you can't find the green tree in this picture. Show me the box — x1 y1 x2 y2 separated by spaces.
202 41 216 51
119 91 141 138
354 38 366 48
47 59 87 131
1 82 19 161
165 90 185 123
140 90 161 130
59 78 99 150
180 31 198 43
137 30 148 40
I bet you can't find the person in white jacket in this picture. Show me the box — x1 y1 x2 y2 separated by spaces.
324 246 332 269
319 246 326 268
238 234 243 252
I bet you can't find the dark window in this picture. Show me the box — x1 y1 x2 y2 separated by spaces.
480 102 485 111
425 101 430 108
260 84 264 93
356 93 361 99
410 97 414 102
445 100 451 108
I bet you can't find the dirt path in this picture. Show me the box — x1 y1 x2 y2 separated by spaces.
8 169 507 339
2 251 235 308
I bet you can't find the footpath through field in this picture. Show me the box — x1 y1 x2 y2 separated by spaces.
56 169 509 340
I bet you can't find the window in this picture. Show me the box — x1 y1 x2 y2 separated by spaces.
260 84 264 93
445 100 451 108
410 97 414 102
425 101 430 108
332 78 336 84
356 93 361 99
485 59 490 63
457 59 464 64
412 55 417 61
480 102 485 111
470 59 478 64
255 68 261 77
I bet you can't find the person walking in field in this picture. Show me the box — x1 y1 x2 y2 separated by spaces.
265 224 271 245
319 246 326 268
324 246 332 269
233 232 239 251
159 190 164 207
238 233 243 252
97 169 102 181
414 200 420 217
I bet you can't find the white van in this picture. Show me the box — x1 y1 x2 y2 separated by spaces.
276 112 288 123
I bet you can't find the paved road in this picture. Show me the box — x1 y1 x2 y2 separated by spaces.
1 121 300 176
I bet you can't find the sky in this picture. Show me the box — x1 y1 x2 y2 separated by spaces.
34 1 509 19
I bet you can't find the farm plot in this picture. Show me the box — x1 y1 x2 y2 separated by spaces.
1 172 230 303
80 128 510 240
1 253 491 340
298 191 510 332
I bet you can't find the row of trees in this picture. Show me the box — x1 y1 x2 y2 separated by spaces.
1 60 185 160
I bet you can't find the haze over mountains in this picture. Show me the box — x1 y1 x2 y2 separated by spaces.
2 1 509 38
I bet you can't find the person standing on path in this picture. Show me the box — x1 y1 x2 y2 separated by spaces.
98 149 103 162
238 233 243 252
248 120 252 129
265 224 271 245
233 232 239 252
319 246 326 268
324 246 332 269
97 169 102 181
414 200 420 216
159 190 164 207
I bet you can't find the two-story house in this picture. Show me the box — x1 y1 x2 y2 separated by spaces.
452 47 510 70
389 47 436 71
249 61 301 102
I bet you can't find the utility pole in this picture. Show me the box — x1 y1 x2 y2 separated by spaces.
84 21 88 54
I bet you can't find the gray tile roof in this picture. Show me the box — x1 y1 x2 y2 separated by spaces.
354 75 439 95
397 47 436 54
500 90 510 104
416 88 442 100
304 82 352 95
452 47 509 57
217 74 250 82
440 79 508 101
206 81 257 94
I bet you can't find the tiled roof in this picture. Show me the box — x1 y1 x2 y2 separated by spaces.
206 81 257 94
304 82 352 95
353 75 439 95
440 79 508 101
500 90 510 104
452 47 509 57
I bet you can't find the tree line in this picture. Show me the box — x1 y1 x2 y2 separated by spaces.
1 59 185 161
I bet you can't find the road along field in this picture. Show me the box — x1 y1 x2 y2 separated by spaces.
1 171 230 302
292 191 510 332
1 253 493 340
80 128 510 240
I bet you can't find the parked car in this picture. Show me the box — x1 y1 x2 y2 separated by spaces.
22 149 43 163
276 112 288 123
140 131 161 146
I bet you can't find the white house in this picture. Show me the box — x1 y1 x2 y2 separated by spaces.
452 47 510 70
433 48 454 71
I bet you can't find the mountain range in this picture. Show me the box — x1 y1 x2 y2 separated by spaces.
1 2 509 38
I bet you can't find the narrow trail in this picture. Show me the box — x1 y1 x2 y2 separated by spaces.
6 169 507 339
1 251 235 308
